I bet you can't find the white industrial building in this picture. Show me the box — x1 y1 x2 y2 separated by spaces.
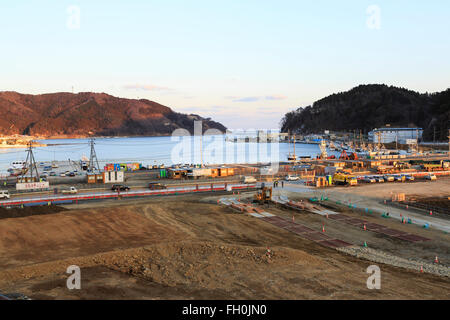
368 127 423 144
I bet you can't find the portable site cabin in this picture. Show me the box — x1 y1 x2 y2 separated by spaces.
104 163 141 172
218 167 234 177
187 168 212 179
87 174 105 184
103 171 124 183
209 167 234 178
168 168 188 179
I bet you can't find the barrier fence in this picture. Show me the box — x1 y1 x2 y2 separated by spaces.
0 183 258 208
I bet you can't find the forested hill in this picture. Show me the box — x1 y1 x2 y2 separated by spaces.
0 91 226 137
280 84 450 141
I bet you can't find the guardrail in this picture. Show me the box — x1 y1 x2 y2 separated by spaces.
0 183 258 207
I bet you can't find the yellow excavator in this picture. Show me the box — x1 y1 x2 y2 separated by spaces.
254 185 272 204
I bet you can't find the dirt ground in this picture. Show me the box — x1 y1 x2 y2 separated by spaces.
412 196 450 208
0 193 449 300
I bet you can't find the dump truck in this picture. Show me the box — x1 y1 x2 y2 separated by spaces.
61 187 78 194
333 173 357 186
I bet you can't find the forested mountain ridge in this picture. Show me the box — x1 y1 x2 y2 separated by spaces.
281 84 449 141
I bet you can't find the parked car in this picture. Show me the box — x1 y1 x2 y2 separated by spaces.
49 172 57 176
285 175 300 181
404 175 415 181
0 190 10 200
60 173 66 177
425 174 437 181
62 187 78 194
148 182 167 190
363 176 376 183
68 172 76 177
394 175 406 182
375 176 385 183
383 175 395 182
111 184 130 191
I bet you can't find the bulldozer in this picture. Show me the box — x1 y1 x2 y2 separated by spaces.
254 185 272 204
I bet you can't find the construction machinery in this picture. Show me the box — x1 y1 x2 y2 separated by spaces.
333 172 358 186
254 185 272 204
339 150 358 160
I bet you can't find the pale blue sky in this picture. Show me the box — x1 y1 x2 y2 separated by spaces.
1 1 449 129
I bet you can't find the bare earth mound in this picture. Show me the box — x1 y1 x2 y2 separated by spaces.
0 198 449 299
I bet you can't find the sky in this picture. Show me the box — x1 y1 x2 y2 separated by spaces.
1 1 449 129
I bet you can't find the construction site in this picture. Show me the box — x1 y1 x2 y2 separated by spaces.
0 170 449 299
0 134 449 300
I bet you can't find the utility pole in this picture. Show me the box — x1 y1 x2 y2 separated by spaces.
20 141 40 181
88 138 100 172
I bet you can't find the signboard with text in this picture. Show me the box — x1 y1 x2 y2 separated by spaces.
16 181 50 191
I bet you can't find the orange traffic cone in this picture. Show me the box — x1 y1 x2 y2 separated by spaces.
435 256 439 264
363 224 367 231
420 265 424 273
322 225 325 233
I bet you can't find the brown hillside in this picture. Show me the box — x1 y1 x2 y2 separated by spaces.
0 91 226 137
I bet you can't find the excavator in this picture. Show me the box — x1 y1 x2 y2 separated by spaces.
253 185 272 204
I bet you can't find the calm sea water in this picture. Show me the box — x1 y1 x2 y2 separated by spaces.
0 135 339 173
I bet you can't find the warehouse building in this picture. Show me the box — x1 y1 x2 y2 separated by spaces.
368 127 423 144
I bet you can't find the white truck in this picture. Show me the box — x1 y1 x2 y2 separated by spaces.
285 175 300 181
0 190 10 199
243 176 257 184
61 187 78 194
